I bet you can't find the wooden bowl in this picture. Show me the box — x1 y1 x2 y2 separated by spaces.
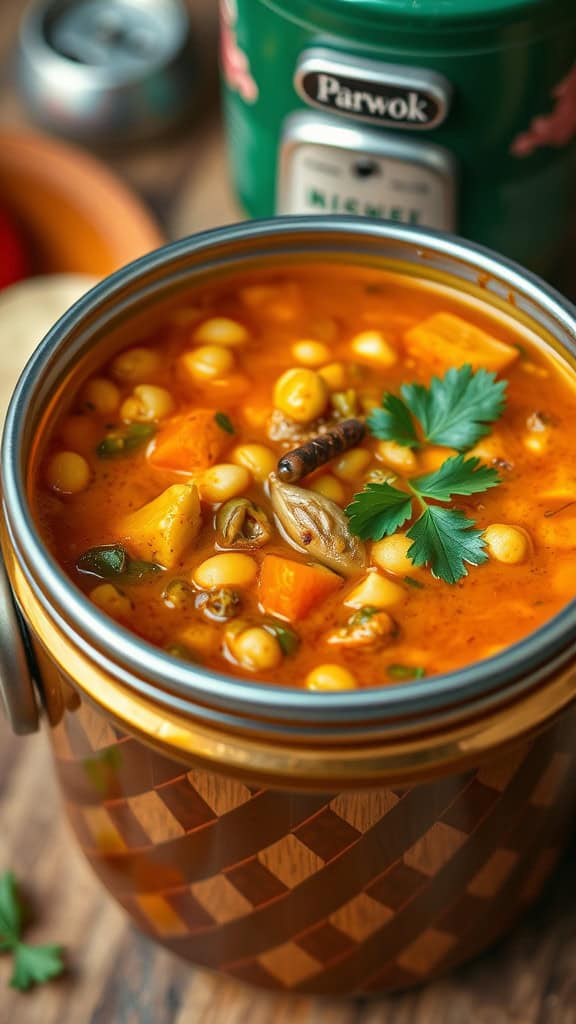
0 132 164 276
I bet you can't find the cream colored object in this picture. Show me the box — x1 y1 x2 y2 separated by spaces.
0 273 98 424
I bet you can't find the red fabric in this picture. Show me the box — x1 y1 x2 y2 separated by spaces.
0 204 28 290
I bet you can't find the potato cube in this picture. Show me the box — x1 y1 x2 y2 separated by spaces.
119 484 201 568
405 312 519 372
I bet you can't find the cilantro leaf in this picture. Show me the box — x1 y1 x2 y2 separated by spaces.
367 393 420 448
407 506 488 583
0 872 65 991
0 874 21 943
368 365 507 451
413 455 501 502
345 482 413 541
10 943 64 992
401 365 506 450
346 365 508 583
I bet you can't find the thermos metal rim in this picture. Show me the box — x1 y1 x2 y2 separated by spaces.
260 0 576 33
2 217 576 732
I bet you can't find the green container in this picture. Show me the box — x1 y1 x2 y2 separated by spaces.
220 0 576 278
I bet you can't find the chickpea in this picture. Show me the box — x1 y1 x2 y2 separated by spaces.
180 345 235 381
345 572 406 610
90 583 133 620
194 553 258 589
83 378 120 416
229 626 282 671
333 447 372 482
273 367 328 424
308 475 346 504
111 347 161 383
291 340 331 367
350 330 398 367
121 385 175 423
371 534 416 576
193 317 248 347
46 451 91 495
200 464 251 503
484 524 532 564
376 440 418 474
318 362 346 391
305 664 358 691
232 444 276 482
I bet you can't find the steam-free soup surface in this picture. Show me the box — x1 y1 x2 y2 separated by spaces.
32 266 576 690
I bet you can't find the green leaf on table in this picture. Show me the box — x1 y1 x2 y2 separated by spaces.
0 873 21 944
9 943 64 992
0 872 65 992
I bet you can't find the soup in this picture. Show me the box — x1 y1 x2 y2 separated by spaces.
31 265 576 689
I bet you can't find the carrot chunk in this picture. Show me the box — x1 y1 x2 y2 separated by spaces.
405 312 519 373
148 409 228 472
259 554 343 621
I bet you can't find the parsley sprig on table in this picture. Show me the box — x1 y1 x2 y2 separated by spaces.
346 366 507 584
0 873 64 991
367 364 507 450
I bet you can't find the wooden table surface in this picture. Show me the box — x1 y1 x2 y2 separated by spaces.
2 3 576 1022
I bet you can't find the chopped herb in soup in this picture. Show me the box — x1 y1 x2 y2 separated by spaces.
32 266 576 690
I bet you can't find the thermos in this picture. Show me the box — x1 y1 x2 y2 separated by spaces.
220 0 576 278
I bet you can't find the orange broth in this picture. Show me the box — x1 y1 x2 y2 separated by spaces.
31 265 576 689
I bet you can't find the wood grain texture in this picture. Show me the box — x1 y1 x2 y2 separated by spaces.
1 1 576 1021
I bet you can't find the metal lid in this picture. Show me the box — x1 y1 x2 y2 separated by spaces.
17 0 197 144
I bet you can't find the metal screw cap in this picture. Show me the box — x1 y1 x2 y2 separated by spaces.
17 0 197 144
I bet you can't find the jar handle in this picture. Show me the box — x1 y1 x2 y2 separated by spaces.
0 554 39 734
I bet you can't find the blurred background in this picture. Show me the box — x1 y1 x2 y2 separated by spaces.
1 2 576 1023
0 0 235 264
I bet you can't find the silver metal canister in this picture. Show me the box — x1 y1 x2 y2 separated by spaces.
17 0 197 144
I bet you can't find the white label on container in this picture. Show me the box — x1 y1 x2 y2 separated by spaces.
278 141 455 231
